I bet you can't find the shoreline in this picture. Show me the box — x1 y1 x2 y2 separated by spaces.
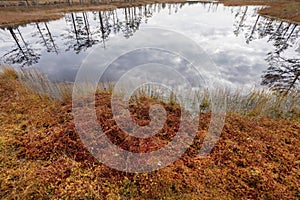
0 0 187 28
0 0 299 28
219 0 300 24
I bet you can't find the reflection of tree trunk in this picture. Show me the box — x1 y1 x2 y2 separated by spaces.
125 8 128 26
174 3 179 13
285 72 299 95
251 16 260 34
8 28 27 58
99 11 106 47
268 21 283 42
112 10 116 28
15 28 30 53
283 23 291 36
286 24 297 41
235 6 248 35
44 22 58 54
239 6 248 25
71 13 79 42
17 28 27 48
82 12 90 39
128 7 131 20
104 11 109 28
131 7 134 21
131 7 134 22
134 7 136 17
113 10 120 33
208 2 213 12
125 8 128 22
99 11 105 37
274 21 283 34
246 15 260 43
36 23 48 47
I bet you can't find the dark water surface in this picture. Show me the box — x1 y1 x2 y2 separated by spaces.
0 2 299 91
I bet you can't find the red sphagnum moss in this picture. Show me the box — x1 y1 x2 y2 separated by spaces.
0 69 299 199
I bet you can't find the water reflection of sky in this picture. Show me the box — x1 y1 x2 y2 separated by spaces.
0 2 299 90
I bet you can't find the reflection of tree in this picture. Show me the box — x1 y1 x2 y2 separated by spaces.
64 12 99 53
1 2 190 67
262 53 300 93
2 27 40 67
63 6 147 48
233 6 248 36
273 24 298 54
36 22 58 54
233 7 299 93
261 23 299 93
122 7 142 38
98 11 108 42
245 15 260 44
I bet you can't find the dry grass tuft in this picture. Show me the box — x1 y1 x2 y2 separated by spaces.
1 66 18 79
